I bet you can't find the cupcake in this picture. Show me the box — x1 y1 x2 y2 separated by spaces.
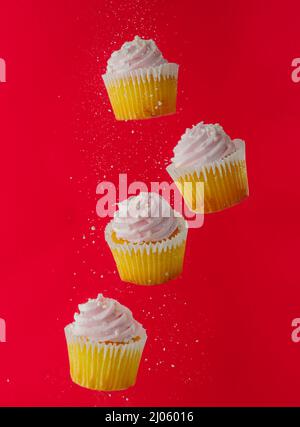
65 294 147 391
105 192 188 285
167 122 249 213
102 36 178 120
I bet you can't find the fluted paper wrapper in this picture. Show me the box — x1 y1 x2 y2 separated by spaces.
102 63 178 120
65 325 147 391
167 140 249 213
105 218 188 285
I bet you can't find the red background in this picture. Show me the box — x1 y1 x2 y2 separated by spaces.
1 0 300 406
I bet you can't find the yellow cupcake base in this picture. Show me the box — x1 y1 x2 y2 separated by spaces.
110 237 186 285
105 219 188 286
65 328 146 391
167 140 249 213
102 63 178 120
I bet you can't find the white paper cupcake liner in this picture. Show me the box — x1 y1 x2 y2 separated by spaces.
105 217 188 255
167 140 249 213
102 63 179 86
104 217 188 285
65 325 147 391
167 139 246 182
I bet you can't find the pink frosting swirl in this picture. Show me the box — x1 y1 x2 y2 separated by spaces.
71 294 145 342
112 192 179 243
106 36 167 75
170 122 237 169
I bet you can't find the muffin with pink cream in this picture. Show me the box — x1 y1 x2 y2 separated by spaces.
167 122 249 213
102 36 179 120
105 192 188 285
65 293 147 391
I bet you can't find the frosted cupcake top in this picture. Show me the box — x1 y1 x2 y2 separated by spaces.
105 35 167 75
170 122 237 170
71 294 145 342
111 192 179 243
